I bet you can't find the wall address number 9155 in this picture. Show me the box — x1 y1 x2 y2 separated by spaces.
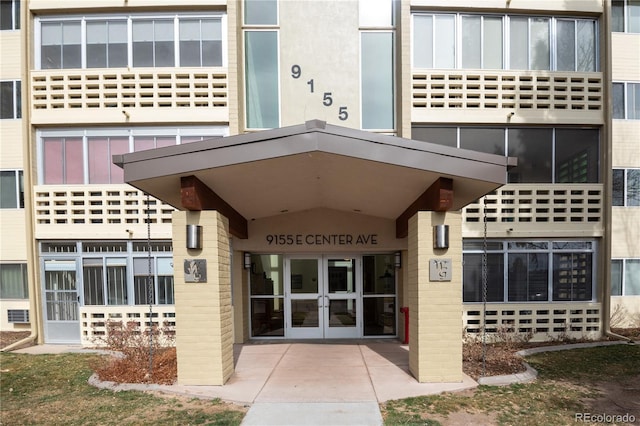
291 64 348 121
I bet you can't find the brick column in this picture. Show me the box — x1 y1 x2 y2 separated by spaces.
173 211 234 385
408 211 463 382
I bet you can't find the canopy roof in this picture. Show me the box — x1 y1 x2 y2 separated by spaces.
114 120 515 238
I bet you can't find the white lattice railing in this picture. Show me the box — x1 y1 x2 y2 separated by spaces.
34 185 174 239
412 70 603 123
30 68 229 124
462 184 604 238
80 305 176 347
463 302 601 342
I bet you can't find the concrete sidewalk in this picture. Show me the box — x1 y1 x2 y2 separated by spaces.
13 340 478 425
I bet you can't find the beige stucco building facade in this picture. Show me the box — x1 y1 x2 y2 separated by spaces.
1 0 639 385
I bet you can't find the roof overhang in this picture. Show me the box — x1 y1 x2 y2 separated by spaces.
114 120 516 239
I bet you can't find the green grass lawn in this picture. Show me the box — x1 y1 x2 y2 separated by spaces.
382 344 640 426
0 352 246 425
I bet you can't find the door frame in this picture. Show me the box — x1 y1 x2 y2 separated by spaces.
284 254 362 339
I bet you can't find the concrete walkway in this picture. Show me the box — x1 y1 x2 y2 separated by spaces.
14 340 478 425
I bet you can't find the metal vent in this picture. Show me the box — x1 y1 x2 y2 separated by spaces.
7 309 30 323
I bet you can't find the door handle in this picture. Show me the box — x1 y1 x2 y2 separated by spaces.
317 295 322 308
325 295 330 309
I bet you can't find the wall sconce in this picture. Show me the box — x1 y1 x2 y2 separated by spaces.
433 224 449 249
244 252 252 269
186 224 202 250
394 252 401 269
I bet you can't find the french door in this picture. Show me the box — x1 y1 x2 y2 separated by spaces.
285 255 360 339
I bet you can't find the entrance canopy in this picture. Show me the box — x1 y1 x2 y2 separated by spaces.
114 120 515 239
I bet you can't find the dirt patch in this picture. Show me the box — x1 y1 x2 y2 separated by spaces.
0 331 32 349
586 374 640 419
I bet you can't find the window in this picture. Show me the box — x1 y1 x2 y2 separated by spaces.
52 241 173 306
0 0 20 30
613 168 640 206
412 126 600 184
361 32 394 130
612 0 640 33
179 19 223 67
611 259 640 295
0 170 23 208
613 82 640 120
0 80 21 119
36 14 226 70
363 254 396 336
249 254 284 337
463 240 595 303
39 127 228 185
412 13 598 71
40 20 81 69
244 0 277 25
87 137 128 184
86 20 128 68
0 263 28 299
245 31 279 129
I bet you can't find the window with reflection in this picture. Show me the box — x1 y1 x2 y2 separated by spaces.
363 254 396 336
249 254 284 337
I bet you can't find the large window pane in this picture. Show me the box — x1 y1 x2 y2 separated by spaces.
462 16 481 69
508 253 549 301
250 254 284 296
434 15 455 68
612 0 625 32
0 170 18 208
628 169 640 206
413 15 433 68
509 17 528 69
83 259 104 305
612 169 625 206
483 17 503 69
460 128 505 155
611 259 623 296
63 22 81 68
245 31 279 129
507 129 553 183
463 253 504 302
363 255 395 295
625 259 640 295
245 0 277 25
251 298 284 336
202 19 222 66
0 81 16 119
0 264 28 299
155 20 175 67
576 20 596 72
530 18 550 70
88 137 128 184
106 258 127 305
613 83 625 119
133 257 155 305
412 126 457 147
630 0 640 33
40 21 81 69
363 297 396 336
552 253 592 301
132 21 154 67
556 20 575 71
628 83 640 119
554 129 599 183
361 32 394 130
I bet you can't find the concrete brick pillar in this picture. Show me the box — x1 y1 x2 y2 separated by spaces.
173 211 234 385
408 211 463 383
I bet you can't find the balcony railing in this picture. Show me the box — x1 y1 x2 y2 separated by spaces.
412 70 603 124
34 185 174 240
462 184 604 238
30 67 229 124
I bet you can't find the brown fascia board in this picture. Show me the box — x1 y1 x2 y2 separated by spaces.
113 120 515 187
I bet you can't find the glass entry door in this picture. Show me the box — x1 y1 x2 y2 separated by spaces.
285 256 360 339
43 260 80 343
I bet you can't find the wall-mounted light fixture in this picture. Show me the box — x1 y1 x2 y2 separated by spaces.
186 224 202 250
433 224 449 249
244 252 252 269
394 252 402 269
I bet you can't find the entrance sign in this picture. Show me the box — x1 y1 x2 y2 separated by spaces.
266 233 378 246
